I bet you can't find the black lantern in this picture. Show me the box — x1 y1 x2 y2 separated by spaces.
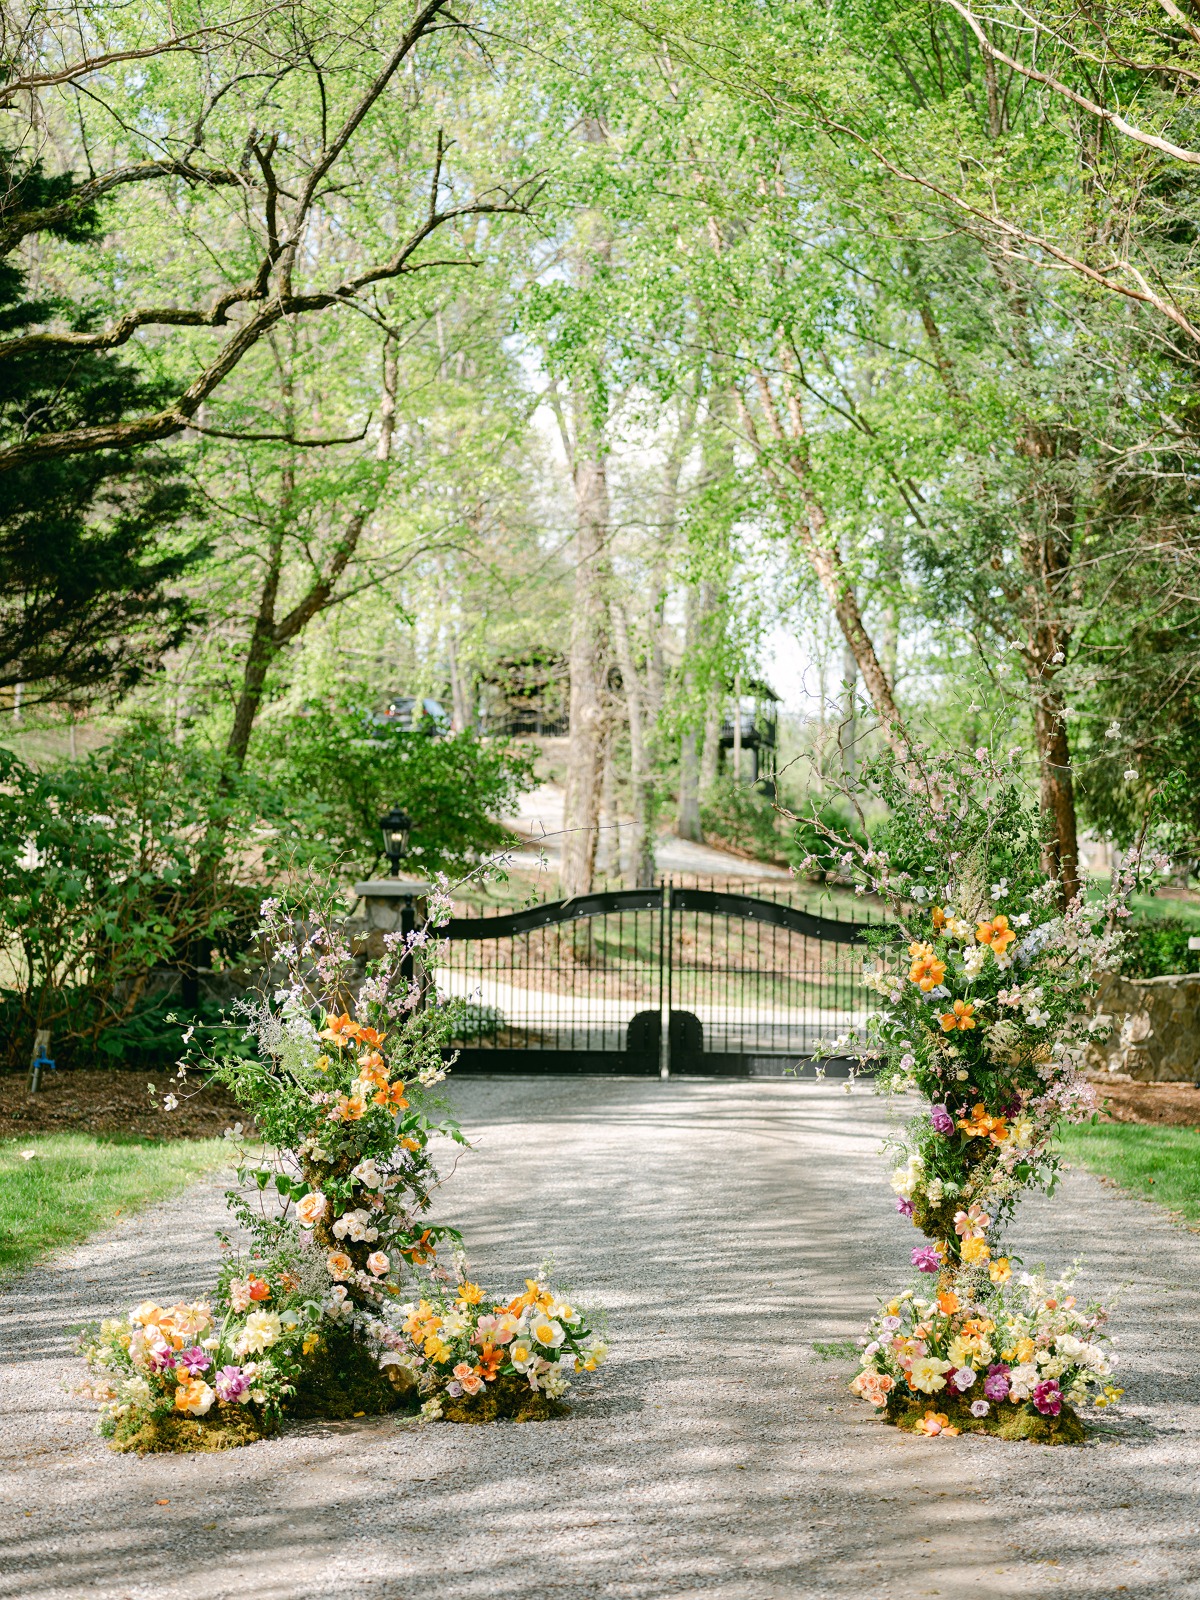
379 805 412 876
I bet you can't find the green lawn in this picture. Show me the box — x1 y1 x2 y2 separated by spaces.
0 1134 230 1278
1058 1123 1200 1224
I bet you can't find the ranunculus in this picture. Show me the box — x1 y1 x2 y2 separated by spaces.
239 1311 282 1353
366 1251 390 1277
984 1364 1011 1401
296 1191 327 1228
326 1251 352 1280
970 1399 990 1418
929 1105 954 1135
952 1366 976 1391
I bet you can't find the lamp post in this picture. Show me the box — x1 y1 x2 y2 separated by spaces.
379 805 413 877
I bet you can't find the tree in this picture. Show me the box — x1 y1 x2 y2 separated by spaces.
0 144 199 706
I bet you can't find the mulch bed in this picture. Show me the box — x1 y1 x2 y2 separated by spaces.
0 1070 251 1141
1088 1077 1200 1128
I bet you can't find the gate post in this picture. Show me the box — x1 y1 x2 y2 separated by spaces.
660 882 671 1080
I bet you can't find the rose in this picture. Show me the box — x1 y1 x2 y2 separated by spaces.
929 1105 955 1135
366 1251 390 1277
296 1191 327 1228
325 1252 353 1280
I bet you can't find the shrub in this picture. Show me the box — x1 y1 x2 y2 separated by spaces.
700 777 787 864
1121 916 1200 978
0 723 320 1070
260 697 537 877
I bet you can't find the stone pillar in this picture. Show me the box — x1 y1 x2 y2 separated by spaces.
352 879 432 965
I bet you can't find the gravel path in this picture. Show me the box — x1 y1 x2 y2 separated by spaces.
1 1079 1198 1600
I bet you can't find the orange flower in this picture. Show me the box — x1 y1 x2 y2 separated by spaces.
372 1081 409 1109
850 1370 895 1406
939 999 976 1033
456 1281 484 1306
325 1251 352 1279
279 1271 301 1294
975 915 1016 955
329 1093 366 1122
932 906 947 930
477 1344 504 1381
399 1229 437 1265
915 1410 959 1437
937 1290 959 1315
505 1278 555 1314
400 1135 421 1151
319 1012 361 1047
908 942 947 992
356 1025 386 1048
956 1103 1009 1144
247 1275 271 1302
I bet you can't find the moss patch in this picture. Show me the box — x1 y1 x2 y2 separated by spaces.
441 1373 569 1424
287 1323 418 1420
881 1387 1086 1444
108 1407 278 1455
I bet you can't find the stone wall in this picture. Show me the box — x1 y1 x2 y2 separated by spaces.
1088 972 1200 1082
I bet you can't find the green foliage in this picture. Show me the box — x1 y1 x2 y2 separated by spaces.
0 143 201 707
700 777 786 864
0 724 317 1069
790 798 870 880
262 699 537 877
1121 918 1200 980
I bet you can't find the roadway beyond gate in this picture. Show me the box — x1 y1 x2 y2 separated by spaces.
439 883 880 1077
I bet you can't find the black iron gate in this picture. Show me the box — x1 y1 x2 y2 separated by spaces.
440 884 877 1077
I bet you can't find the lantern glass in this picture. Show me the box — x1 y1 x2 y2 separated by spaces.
379 806 412 874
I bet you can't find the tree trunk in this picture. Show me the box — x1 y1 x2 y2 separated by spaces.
1030 679 1080 902
701 682 722 792
839 639 858 788
560 402 609 899
610 599 656 889
677 730 701 841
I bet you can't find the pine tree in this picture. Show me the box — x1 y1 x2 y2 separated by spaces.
0 145 200 709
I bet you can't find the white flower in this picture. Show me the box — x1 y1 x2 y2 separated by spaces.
952 1366 976 1391
351 1158 382 1189
441 1308 470 1339
120 1375 153 1409
963 947 987 978
162 1093 179 1111
1008 1363 1041 1400
1105 721 1120 739
890 1154 924 1200
1025 1006 1050 1027
237 1311 282 1354
531 1315 566 1350
990 878 1009 899
1014 911 1031 927
1123 769 1138 782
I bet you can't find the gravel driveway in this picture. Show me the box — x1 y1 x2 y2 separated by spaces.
1 1078 1197 1600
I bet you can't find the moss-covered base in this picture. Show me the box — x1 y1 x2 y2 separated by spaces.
881 1387 1087 1444
287 1323 419 1420
441 1373 570 1424
107 1407 278 1455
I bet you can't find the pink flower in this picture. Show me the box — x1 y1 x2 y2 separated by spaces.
366 1251 390 1277
177 1346 211 1376
912 1246 942 1274
213 1365 252 1404
1033 1380 1062 1417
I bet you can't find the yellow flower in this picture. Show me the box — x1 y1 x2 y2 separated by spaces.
960 1235 991 1265
456 1281 484 1306
302 1332 320 1357
988 1257 1012 1284
907 1357 951 1394
1015 1337 1036 1364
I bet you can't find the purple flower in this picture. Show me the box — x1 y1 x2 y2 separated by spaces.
445 1381 463 1398
952 1366 977 1391
929 1104 955 1135
177 1346 211 1376
1032 1380 1062 1417
895 1197 914 1218
970 1399 990 1418
984 1364 1010 1401
912 1246 942 1274
147 1346 175 1373
213 1365 252 1405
